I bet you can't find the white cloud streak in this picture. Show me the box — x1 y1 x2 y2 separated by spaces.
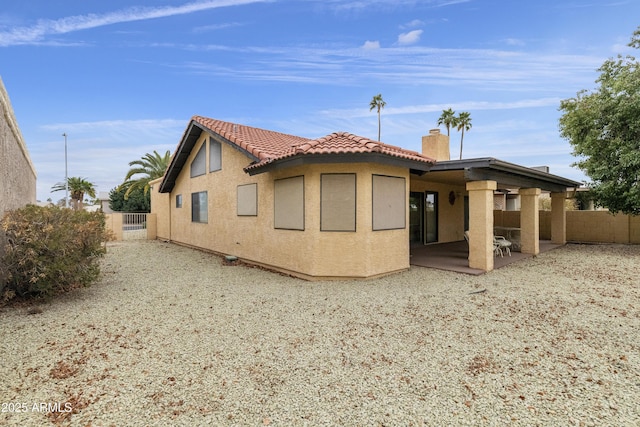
170 43 603 91
318 98 563 119
362 40 380 49
0 0 267 46
397 29 423 45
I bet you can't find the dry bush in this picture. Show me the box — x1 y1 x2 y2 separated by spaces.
0 205 112 303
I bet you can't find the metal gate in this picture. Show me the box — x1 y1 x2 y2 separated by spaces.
122 213 147 240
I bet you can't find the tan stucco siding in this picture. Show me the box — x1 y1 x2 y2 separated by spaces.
154 133 410 279
410 180 466 243
0 77 36 215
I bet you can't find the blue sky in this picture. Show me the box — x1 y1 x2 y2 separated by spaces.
1 0 638 203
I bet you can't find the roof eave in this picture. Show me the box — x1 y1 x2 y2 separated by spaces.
245 152 433 176
159 120 203 193
159 120 261 193
430 157 581 191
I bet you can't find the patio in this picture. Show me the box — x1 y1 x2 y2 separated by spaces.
410 240 561 275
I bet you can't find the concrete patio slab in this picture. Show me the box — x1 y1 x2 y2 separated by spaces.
410 240 561 275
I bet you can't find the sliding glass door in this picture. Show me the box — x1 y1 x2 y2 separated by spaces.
409 192 424 244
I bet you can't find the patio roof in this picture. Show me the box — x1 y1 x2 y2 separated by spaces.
425 157 581 192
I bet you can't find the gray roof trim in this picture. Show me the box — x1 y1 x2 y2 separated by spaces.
245 152 433 176
429 157 581 192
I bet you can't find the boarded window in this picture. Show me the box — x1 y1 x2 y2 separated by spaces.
209 138 222 172
274 176 304 230
190 144 206 178
237 183 257 216
372 175 406 230
321 174 356 231
191 191 208 223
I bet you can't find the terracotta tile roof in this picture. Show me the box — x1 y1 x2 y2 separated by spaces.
160 116 435 192
193 116 308 162
193 116 435 173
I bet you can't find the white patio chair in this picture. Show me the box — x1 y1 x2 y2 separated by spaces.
494 235 512 257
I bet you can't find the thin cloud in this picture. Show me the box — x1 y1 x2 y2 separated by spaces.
504 38 525 46
397 30 423 45
166 42 602 91
192 22 245 33
318 98 563 119
0 0 267 46
362 40 380 49
400 19 424 30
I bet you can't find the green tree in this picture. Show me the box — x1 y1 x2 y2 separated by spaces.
120 150 171 199
559 27 640 215
437 108 457 136
369 94 386 141
51 177 96 211
108 184 150 213
455 111 472 160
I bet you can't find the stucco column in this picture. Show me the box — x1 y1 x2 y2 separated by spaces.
550 192 567 245
520 188 540 255
466 180 497 271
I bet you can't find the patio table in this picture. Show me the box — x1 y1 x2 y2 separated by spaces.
494 226 521 251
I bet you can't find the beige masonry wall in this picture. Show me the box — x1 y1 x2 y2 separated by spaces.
0 77 36 215
495 210 640 244
151 132 411 279
150 178 170 240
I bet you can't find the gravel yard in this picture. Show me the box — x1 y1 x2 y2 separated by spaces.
1 240 639 426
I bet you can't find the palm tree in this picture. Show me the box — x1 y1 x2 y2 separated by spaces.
455 111 472 160
369 94 386 141
120 150 171 199
437 108 457 136
52 177 96 210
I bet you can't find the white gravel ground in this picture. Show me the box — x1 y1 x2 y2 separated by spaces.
1 240 639 426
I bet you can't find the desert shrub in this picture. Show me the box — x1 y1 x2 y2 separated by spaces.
0 205 113 302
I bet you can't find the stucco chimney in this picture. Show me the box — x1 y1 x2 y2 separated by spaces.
422 129 450 161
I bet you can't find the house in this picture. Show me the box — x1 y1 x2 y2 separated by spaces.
151 116 580 279
97 191 114 213
0 76 36 216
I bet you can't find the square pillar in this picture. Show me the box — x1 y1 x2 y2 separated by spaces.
520 188 540 255
551 192 567 245
466 180 497 271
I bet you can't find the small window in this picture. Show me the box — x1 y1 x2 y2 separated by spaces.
321 174 356 231
372 175 406 230
274 176 304 230
191 191 208 223
176 194 182 208
190 144 206 178
209 139 222 172
237 183 257 216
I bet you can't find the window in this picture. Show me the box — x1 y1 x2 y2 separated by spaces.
274 176 304 230
372 175 406 230
190 144 206 178
321 174 356 231
237 183 257 216
176 194 182 208
191 191 208 223
209 138 222 172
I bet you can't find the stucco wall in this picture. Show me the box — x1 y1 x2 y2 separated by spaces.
150 178 170 239
151 133 410 279
0 77 37 216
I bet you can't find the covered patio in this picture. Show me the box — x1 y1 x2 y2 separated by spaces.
410 155 580 273
410 240 562 275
